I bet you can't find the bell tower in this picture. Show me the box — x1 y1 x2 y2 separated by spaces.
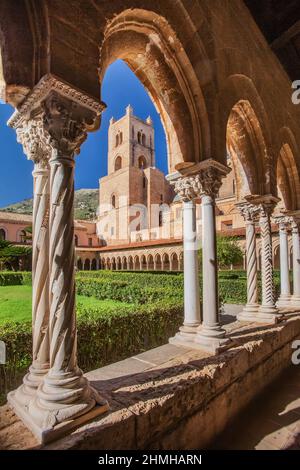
108 104 155 175
98 105 172 245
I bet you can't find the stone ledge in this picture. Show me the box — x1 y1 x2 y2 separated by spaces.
1 314 300 450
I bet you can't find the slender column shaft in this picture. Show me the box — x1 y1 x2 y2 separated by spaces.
292 222 300 300
183 200 200 327
201 195 220 328
31 163 50 373
258 206 279 315
31 149 98 425
245 219 259 309
278 222 291 303
169 175 201 346
16 162 50 404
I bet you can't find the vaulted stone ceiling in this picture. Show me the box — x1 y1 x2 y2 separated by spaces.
245 0 300 81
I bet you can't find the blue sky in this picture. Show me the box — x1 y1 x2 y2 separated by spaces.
0 60 167 207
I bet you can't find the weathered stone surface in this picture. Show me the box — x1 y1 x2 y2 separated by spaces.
1 315 300 450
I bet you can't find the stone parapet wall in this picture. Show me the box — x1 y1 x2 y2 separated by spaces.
1 314 300 449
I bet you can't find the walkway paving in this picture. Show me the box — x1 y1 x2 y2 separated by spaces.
212 365 300 450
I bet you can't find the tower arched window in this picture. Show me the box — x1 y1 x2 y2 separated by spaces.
150 136 152 148
132 126 134 139
0 228 6 241
142 134 146 146
138 155 147 169
137 131 141 144
120 132 123 144
115 134 119 147
115 156 122 171
111 194 117 209
159 211 163 227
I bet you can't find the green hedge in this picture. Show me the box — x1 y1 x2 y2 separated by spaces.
0 271 32 286
0 299 183 403
218 277 281 304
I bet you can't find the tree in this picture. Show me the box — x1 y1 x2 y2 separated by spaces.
0 239 32 271
198 235 243 270
216 235 243 269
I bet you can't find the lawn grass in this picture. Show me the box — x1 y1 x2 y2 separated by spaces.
0 285 131 324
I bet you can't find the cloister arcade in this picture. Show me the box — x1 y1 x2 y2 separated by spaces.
1 0 300 447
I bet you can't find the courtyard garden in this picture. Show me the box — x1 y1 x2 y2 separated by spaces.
0 269 281 404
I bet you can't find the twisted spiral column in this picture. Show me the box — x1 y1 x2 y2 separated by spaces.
236 203 259 317
10 116 51 407
246 221 258 306
15 162 50 406
258 205 279 316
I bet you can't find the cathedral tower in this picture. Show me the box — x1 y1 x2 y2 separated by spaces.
97 105 172 245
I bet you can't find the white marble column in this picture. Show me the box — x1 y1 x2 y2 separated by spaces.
246 195 282 323
236 202 260 321
291 218 300 307
10 118 51 407
194 160 231 354
169 176 201 345
274 216 291 308
7 75 108 444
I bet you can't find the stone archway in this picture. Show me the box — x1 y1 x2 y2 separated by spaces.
99 8 211 172
84 259 90 271
170 252 179 271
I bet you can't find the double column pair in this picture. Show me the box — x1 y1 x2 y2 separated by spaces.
273 213 300 309
236 195 282 323
169 160 231 354
7 75 108 443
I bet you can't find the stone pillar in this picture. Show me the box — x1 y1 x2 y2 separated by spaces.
7 75 108 444
11 118 51 407
274 216 292 308
169 176 201 346
194 161 231 353
246 195 282 323
291 218 300 307
236 203 260 321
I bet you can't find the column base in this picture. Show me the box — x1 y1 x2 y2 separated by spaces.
290 296 300 309
237 306 283 324
169 324 199 349
236 303 259 322
276 295 292 308
193 325 232 355
8 385 109 444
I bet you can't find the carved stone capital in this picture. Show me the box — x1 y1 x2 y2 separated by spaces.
273 215 293 231
245 194 280 222
16 114 50 166
174 175 200 202
42 91 97 156
236 202 260 223
8 73 106 159
196 167 224 199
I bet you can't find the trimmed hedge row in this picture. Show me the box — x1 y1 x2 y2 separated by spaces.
0 271 32 286
76 277 181 304
0 299 183 404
